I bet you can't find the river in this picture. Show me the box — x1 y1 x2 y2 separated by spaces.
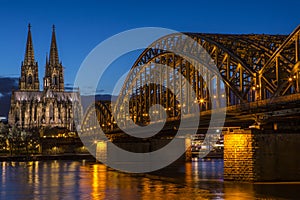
0 159 299 199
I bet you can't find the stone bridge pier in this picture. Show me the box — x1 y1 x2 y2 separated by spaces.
95 137 192 172
224 129 300 181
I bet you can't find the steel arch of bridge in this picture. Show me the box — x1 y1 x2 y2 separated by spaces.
81 101 115 133
83 25 300 129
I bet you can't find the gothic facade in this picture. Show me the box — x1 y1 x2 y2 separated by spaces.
8 25 82 131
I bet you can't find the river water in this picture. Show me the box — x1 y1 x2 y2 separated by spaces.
0 159 299 199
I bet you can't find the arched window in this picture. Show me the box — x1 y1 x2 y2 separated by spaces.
28 75 33 85
15 110 20 123
49 104 54 120
52 75 58 85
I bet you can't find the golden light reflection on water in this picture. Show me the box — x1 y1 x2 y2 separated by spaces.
0 160 298 199
91 164 107 199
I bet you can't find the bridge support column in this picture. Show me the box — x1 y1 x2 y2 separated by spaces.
95 137 192 170
96 141 108 163
224 129 300 182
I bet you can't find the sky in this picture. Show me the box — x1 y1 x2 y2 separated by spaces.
0 0 299 96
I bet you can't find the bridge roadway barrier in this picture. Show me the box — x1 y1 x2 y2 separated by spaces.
224 128 300 182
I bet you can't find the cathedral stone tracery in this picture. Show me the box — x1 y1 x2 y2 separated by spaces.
8 24 82 131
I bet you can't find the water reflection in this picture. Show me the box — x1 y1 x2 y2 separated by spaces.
0 160 299 199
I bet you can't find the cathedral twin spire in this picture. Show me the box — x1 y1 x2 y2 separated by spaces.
20 24 64 92
44 25 64 92
24 24 35 65
49 25 59 66
19 24 39 91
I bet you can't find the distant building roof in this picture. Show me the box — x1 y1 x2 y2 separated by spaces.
0 117 7 122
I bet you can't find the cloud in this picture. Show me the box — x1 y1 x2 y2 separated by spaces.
96 89 105 94
0 77 18 117
0 77 18 95
64 83 80 91
64 86 76 91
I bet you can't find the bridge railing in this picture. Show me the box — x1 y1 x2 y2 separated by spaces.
225 93 300 113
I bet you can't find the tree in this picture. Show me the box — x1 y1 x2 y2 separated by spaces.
8 125 21 155
0 122 9 153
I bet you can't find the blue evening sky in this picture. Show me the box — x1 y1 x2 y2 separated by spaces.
0 0 299 95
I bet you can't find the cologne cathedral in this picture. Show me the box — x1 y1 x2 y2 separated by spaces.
8 25 82 131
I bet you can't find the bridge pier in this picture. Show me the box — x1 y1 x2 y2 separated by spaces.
95 137 192 171
224 128 300 181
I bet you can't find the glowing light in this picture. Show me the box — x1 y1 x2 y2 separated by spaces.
199 98 204 103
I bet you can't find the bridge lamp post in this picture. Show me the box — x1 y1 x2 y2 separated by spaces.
288 75 297 81
142 113 149 124
53 146 57 154
107 122 112 130
152 110 159 121
251 85 260 101
194 98 205 111
176 104 181 116
193 98 204 103
112 121 117 129
288 76 298 93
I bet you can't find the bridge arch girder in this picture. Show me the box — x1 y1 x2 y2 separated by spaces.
118 32 265 108
259 25 300 99
81 26 300 131
193 33 287 71
81 101 114 133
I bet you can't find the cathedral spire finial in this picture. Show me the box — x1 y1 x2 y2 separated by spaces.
24 23 35 65
49 24 59 66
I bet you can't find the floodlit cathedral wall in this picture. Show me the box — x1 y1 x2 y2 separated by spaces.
8 24 82 131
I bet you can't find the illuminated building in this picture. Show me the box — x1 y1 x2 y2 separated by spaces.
8 24 82 130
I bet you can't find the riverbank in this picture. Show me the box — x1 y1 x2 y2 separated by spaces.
0 154 96 162
0 151 223 162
